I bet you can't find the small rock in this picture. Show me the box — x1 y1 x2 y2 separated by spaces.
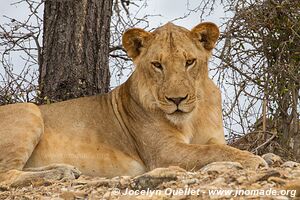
262 153 283 167
209 177 226 185
251 183 262 188
290 170 300 178
281 161 300 168
182 178 198 185
119 176 131 188
112 176 121 182
236 176 247 184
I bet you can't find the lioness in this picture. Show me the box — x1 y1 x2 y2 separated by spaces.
0 22 266 185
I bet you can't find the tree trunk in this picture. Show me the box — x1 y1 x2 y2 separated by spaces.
40 0 112 102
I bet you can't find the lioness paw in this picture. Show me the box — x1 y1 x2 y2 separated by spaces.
5 164 82 187
234 151 268 170
45 164 82 180
24 164 82 180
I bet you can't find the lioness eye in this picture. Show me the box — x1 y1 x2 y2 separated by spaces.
186 59 196 67
151 62 163 70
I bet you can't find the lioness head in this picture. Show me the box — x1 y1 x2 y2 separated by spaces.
122 22 219 123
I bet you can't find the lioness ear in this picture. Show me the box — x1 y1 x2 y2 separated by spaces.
191 22 220 51
122 28 151 59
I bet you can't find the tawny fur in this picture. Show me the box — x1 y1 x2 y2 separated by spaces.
0 22 268 185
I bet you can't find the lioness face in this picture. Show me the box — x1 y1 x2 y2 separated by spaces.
123 22 219 122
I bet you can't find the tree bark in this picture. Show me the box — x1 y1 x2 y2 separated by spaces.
40 0 112 102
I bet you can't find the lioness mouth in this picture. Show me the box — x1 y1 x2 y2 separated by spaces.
174 109 184 113
170 109 187 115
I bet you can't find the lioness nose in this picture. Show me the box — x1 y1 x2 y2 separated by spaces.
166 95 188 106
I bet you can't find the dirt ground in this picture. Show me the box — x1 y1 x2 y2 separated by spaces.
1 154 300 200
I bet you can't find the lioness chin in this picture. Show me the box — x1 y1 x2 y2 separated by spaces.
0 22 267 186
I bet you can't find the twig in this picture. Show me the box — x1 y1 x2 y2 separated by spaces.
252 133 277 154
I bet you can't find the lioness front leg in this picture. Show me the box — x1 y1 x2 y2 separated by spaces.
153 142 267 171
0 103 80 187
0 103 43 173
